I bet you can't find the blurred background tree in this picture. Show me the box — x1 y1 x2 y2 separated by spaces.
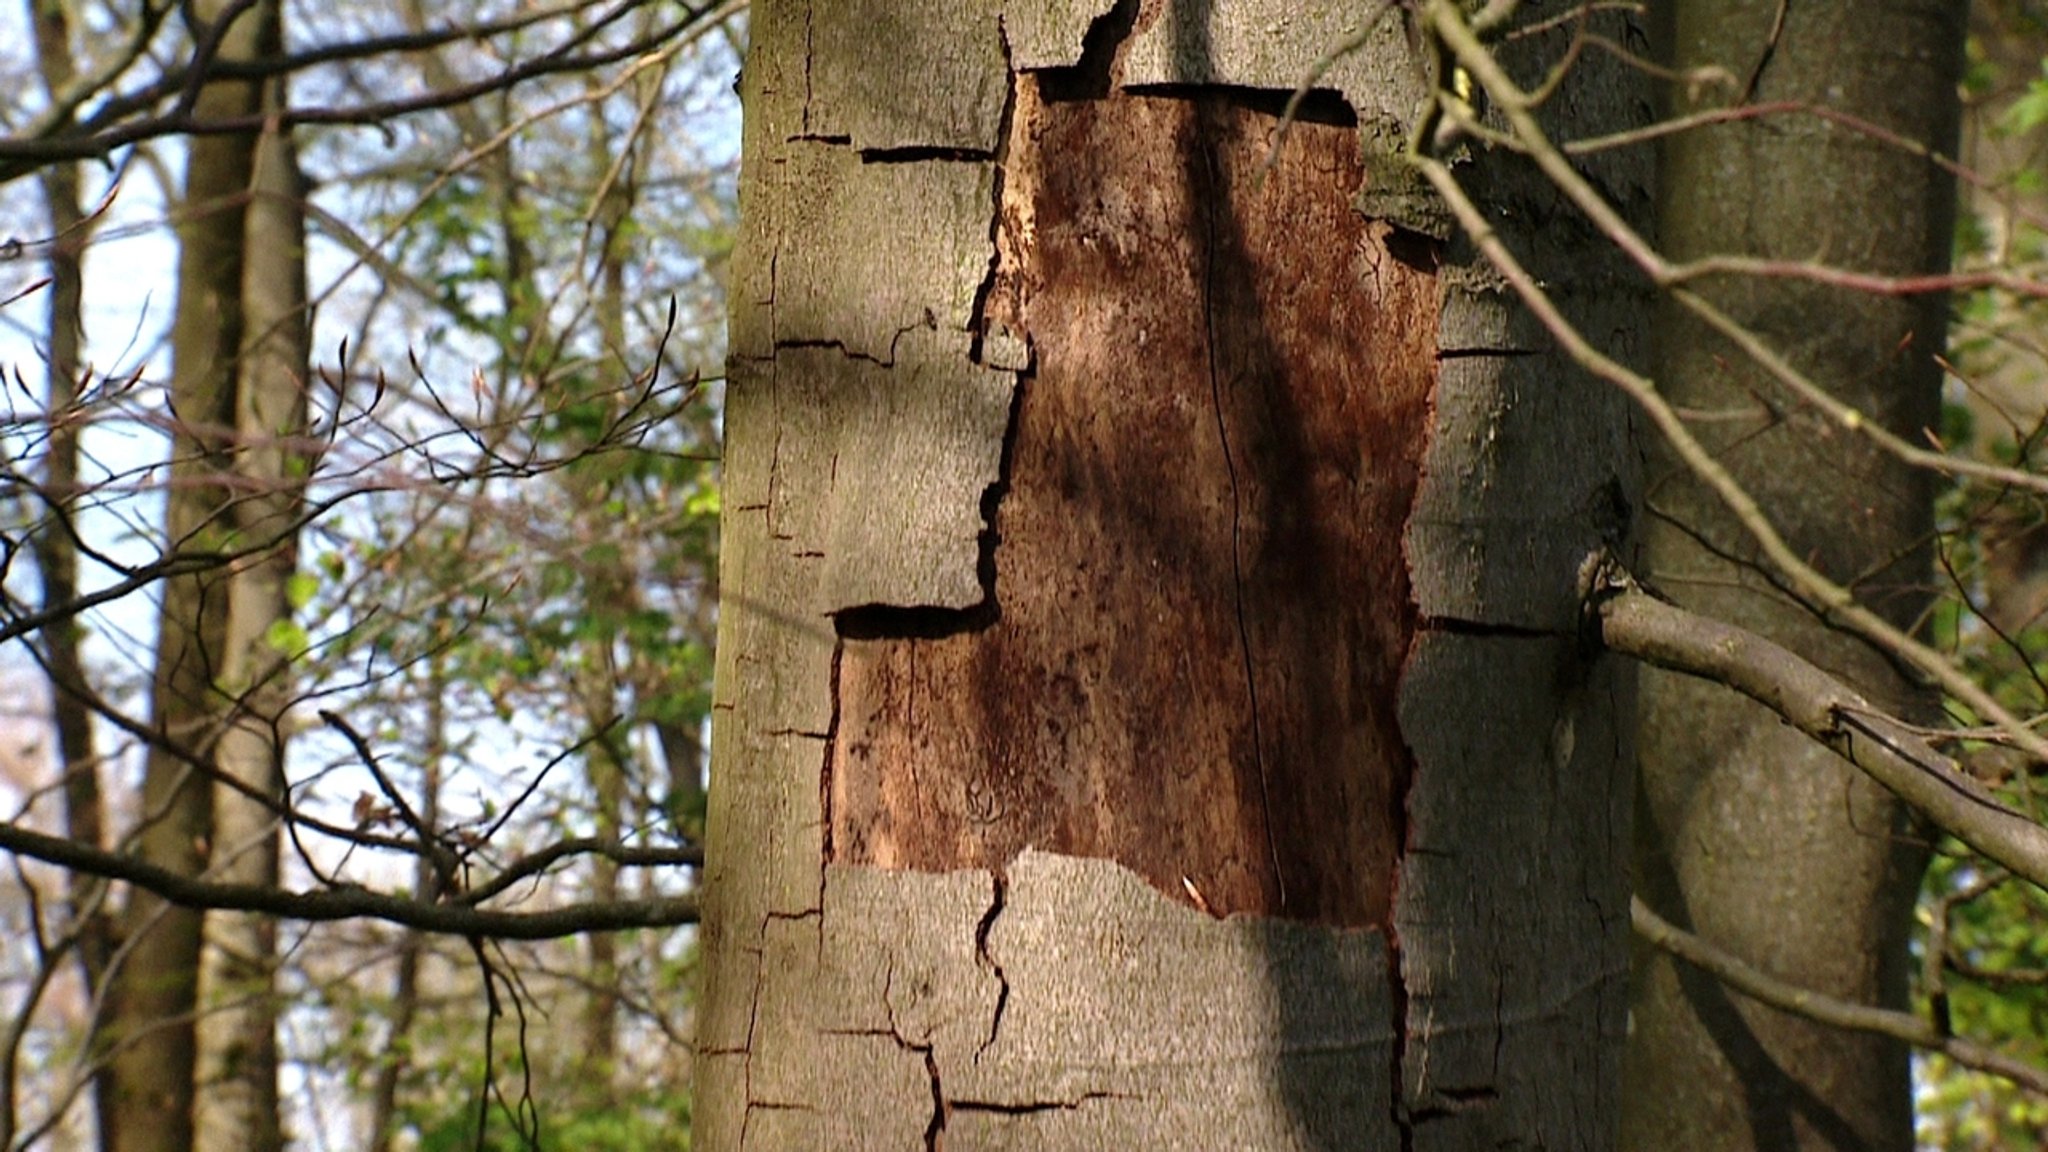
0 0 734 1147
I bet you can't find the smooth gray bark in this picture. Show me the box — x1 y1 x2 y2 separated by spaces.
194 6 303 1147
1626 5 1965 1150
106 5 268 1149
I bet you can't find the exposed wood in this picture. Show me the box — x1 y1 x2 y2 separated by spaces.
830 77 1435 926
700 2 1651 1148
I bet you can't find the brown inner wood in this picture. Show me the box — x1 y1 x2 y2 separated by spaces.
828 78 1438 927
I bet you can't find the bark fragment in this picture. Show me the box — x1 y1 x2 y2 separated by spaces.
739 852 1397 1149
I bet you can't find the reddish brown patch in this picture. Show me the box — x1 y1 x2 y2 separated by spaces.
829 79 1437 926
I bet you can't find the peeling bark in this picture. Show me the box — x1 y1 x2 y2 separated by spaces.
701 2 1649 1147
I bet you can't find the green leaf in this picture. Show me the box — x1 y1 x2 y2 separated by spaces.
2000 67 2048 135
684 483 721 517
264 619 310 657
285 570 321 611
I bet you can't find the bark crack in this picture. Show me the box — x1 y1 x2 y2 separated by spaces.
764 399 790 540
1390 937 1414 1150
799 3 815 136
967 21 1017 370
820 639 843 868
1416 614 1562 639
1436 346 1538 360
879 960 948 1151
951 1091 1137 1114
738 924 771 1146
973 868 1010 1060
860 144 996 163
1197 118 1283 910
772 334 900 369
921 1048 946 1151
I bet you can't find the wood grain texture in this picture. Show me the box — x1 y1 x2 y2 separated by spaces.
829 77 1437 929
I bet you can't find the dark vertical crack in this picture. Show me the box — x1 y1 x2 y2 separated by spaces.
968 22 1017 369
1037 0 1138 100
1388 428 1432 1149
969 30 1023 628
973 868 1011 1060
1197 115 1284 911
1390 902 1413 1150
737 923 772 1148
880 959 949 1151
820 638 843 870
1388 591 1421 1148
1490 971 1507 1084
763 404 788 540
922 1048 947 1151
799 2 815 136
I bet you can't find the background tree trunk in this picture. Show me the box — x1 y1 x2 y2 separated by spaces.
363 650 447 1152
105 4 268 1150
194 3 303 1147
25 0 116 1143
1625 4 1965 1150
698 2 1647 1147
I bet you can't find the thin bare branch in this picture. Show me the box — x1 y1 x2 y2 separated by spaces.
1415 0 2048 781
1633 896 2048 1096
0 818 697 938
1590 560 2048 890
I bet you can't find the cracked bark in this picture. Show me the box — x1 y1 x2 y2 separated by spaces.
699 1 1649 1147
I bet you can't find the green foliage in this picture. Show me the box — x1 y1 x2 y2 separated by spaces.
2001 59 2048 136
264 617 311 658
1917 853 2048 1150
1917 19 2048 1133
407 1082 694 1152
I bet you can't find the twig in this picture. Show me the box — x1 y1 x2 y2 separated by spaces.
1633 895 2048 1095
1416 0 2048 782
0 817 698 938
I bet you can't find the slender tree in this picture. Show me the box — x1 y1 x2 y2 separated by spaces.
102 1 270 1147
22 1 116 1144
192 3 305 1147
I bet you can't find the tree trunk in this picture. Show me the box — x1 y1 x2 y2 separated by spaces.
194 4 303 1148
25 0 116 1144
577 652 627 1082
697 2 1648 1147
575 104 638 1081
364 652 446 1152
1624 5 1964 1151
105 4 267 1150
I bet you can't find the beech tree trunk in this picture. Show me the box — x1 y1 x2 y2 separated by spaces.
105 4 281 1150
25 0 116 1143
1624 4 1964 1151
193 5 303 1148
699 2 1648 1147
